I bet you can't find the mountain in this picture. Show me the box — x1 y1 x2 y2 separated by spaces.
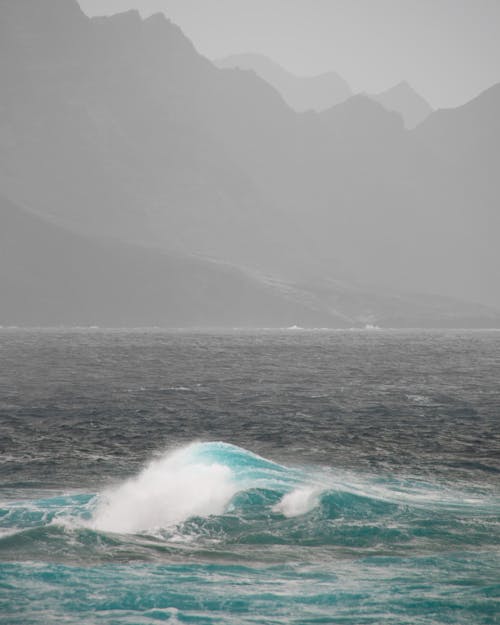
414 83 500 167
0 5 308 278
408 83 500 307
215 55 432 128
368 81 432 128
2 194 496 329
215 53 352 112
0 0 499 324
0 195 342 327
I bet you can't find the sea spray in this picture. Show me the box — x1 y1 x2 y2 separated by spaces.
89 442 307 533
2 443 499 625
91 444 238 533
3 443 496 545
2 329 499 624
272 485 322 517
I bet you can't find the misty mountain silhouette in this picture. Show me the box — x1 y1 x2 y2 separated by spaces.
369 81 433 128
215 53 352 112
415 82 500 165
215 54 432 129
2 194 496 328
0 195 345 327
0 0 499 325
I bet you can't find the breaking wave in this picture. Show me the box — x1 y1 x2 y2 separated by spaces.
0 442 498 561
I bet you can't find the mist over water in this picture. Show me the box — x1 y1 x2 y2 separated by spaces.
2 0 500 621
91 444 238 533
1 330 499 624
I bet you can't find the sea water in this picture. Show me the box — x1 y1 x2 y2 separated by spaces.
0 329 499 624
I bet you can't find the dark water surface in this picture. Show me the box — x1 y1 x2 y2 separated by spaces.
0 329 499 624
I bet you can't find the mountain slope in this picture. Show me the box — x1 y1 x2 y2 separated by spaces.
0 0 499 316
409 84 500 306
368 81 432 128
414 83 500 167
0 196 341 327
2 195 497 329
215 53 352 112
0 5 314 279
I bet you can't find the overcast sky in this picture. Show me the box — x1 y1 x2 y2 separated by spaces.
77 0 500 109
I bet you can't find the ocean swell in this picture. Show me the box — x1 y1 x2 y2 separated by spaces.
1 442 498 561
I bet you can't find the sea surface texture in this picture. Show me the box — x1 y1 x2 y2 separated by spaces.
0 329 499 624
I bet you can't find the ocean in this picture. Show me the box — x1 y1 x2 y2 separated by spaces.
0 329 499 624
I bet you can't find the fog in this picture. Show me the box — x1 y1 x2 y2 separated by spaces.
77 0 500 109
0 0 499 327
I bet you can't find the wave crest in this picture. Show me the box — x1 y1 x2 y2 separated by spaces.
90 444 238 533
2 443 497 553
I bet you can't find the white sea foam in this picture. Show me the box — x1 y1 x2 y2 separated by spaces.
273 486 322 517
90 445 238 534
85 441 494 535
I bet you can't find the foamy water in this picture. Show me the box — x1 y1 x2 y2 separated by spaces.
1 330 499 625
91 445 237 533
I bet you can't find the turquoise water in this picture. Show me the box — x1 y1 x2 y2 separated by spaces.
2 441 499 624
1 330 499 623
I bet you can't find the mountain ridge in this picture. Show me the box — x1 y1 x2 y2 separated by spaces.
368 81 433 128
1 0 499 322
215 53 433 128
215 53 352 112
2 194 497 329
0 194 346 327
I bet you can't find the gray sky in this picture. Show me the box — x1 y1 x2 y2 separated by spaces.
77 0 500 109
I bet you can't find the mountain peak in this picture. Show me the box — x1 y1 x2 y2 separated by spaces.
321 93 405 138
89 6 199 66
106 9 141 21
459 81 500 112
415 81 500 142
215 53 352 112
369 81 432 128
144 12 169 25
91 9 142 30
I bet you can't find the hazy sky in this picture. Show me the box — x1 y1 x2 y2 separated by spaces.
77 0 500 109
